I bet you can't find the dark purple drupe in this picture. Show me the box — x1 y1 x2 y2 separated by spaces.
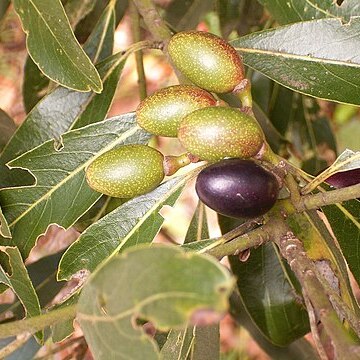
325 168 360 188
195 159 280 218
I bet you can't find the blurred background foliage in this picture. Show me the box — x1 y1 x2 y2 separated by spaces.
0 0 359 358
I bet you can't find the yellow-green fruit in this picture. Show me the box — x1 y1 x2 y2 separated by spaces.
86 144 164 198
167 31 244 93
178 107 264 161
136 85 216 137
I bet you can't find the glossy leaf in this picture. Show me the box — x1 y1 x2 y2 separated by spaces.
13 0 102 92
1 52 127 188
0 109 16 153
0 115 149 259
0 206 11 239
229 292 318 359
184 201 209 244
77 245 234 360
258 0 360 24
229 243 309 346
74 0 128 43
231 17 360 105
323 200 360 285
0 247 42 341
64 0 95 28
23 0 115 114
303 149 360 193
58 169 200 281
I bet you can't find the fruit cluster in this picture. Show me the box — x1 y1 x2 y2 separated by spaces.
86 31 280 219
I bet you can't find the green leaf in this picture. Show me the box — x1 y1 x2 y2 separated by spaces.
1 52 127 188
0 251 65 319
58 169 200 281
0 247 42 341
74 0 128 43
303 149 360 193
191 324 219 360
229 292 318 359
160 327 195 359
184 201 209 244
182 238 219 252
64 0 95 28
231 17 360 105
77 245 234 360
0 206 11 239
22 0 115 113
322 200 360 285
13 0 102 92
258 0 360 24
165 0 214 32
0 115 149 259
229 243 310 346
0 109 16 153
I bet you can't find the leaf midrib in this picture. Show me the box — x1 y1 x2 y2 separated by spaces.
234 46 360 68
26 0 99 89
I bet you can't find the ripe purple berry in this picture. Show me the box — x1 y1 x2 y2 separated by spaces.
325 168 360 188
195 159 280 218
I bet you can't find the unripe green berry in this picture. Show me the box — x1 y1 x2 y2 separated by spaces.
136 85 216 137
167 31 244 93
86 144 164 198
178 107 264 161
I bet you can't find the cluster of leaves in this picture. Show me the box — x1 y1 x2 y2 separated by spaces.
0 0 359 359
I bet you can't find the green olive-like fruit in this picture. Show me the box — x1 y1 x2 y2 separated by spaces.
136 85 216 137
167 31 244 93
178 106 264 161
86 144 164 198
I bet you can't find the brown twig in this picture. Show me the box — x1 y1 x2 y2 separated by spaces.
130 1 147 101
132 0 172 42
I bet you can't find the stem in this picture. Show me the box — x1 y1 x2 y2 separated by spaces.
297 183 360 212
132 0 172 42
275 222 360 359
0 305 77 339
130 1 147 101
205 217 278 258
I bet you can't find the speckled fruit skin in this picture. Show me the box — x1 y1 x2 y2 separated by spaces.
178 106 264 161
86 144 164 198
136 85 216 137
195 159 279 218
326 168 360 188
167 31 244 93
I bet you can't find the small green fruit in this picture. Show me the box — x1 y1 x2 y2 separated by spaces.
136 85 216 137
167 31 244 93
178 107 264 161
86 144 164 198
